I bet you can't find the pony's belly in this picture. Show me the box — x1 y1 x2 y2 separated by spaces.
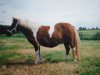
38 38 61 48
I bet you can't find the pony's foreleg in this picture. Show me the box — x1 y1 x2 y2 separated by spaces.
27 37 42 64
35 45 42 64
35 50 40 64
64 43 70 61
38 46 42 61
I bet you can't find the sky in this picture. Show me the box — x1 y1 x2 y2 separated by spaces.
0 0 100 28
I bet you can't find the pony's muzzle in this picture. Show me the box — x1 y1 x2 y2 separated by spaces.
6 30 13 36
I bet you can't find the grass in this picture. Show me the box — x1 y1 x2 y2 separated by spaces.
79 30 100 40
43 50 65 63
79 57 100 75
0 34 33 51
78 40 100 75
0 34 100 75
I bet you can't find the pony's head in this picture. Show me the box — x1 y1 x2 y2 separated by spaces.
7 17 19 36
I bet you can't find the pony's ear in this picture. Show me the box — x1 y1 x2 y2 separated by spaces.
12 17 15 20
12 17 17 21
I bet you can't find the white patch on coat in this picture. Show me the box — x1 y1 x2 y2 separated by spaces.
48 25 54 38
28 22 41 45
19 19 41 45
72 47 78 60
65 55 70 60
17 18 54 42
72 47 76 51
35 50 40 64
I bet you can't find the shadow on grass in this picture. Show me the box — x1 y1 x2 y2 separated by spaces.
2 50 100 68
0 52 35 66
2 50 99 67
0 61 35 67
0 50 69 66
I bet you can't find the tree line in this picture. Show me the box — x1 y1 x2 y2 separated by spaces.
0 25 10 34
0 25 100 33
79 27 100 30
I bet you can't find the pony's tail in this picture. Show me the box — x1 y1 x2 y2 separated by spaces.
74 27 80 60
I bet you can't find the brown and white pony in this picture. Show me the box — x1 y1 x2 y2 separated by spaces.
7 17 80 64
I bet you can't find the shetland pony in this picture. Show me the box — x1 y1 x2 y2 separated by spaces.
7 17 80 64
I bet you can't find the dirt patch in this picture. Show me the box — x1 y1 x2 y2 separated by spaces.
17 49 34 55
0 62 78 75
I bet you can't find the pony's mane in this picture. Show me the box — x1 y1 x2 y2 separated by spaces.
13 17 54 37
13 17 40 29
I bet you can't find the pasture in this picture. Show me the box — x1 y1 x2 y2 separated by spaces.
0 30 100 75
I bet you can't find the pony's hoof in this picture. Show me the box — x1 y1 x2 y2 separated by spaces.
34 61 39 64
65 58 70 62
73 59 78 62
34 60 43 64
65 55 70 62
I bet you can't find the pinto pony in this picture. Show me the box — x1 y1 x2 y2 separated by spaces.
7 17 80 64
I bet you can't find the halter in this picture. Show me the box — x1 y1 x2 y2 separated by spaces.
7 21 19 34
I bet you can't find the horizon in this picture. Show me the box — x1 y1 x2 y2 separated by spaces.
0 0 100 29
0 23 100 30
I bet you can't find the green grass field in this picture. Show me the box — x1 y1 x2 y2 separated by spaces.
79 30 100 40
0 32 100 75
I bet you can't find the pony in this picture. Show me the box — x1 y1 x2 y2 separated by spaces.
7 17 80 64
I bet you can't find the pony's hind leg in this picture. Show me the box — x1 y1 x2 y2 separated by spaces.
69 43 78 61
64 43 70 61
72 47 78 61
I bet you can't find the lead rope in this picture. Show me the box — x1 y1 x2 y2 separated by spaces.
7 21 19 34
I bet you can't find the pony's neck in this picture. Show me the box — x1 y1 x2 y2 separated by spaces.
20 19 40 30
18 19 41 37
